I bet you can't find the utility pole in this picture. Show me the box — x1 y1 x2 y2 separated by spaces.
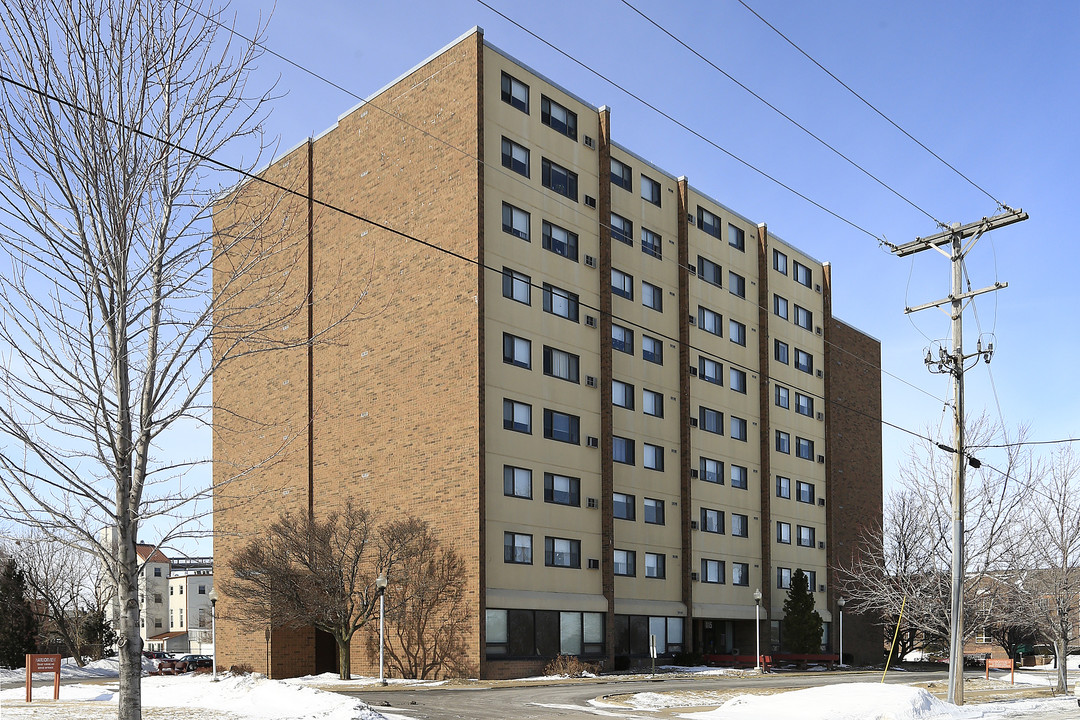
891 207 1027 706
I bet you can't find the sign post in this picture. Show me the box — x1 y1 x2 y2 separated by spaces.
25 654 62 702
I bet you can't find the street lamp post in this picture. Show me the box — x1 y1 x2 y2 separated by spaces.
753 588 763 672
376 574 388 686
837 597 846 668
208 588 219 681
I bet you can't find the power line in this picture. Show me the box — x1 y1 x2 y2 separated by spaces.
474 0 890 246
617 0 944 228
0 69 937 454
735 0 1008 211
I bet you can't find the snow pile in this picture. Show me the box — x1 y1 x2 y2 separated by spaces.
679 683 998 719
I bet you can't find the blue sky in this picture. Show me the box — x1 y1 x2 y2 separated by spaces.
219 0 1078 521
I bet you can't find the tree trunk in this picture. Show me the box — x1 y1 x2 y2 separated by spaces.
336 634 351 681
117 533 142 720
1054 638 1068 695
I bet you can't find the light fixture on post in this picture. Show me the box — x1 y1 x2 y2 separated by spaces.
753 588 763 672
375 574 388 686
208 588 219 681
837 597 846 669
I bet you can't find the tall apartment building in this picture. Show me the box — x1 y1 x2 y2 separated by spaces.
213 27 883 679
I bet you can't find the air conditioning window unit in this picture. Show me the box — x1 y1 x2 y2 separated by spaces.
815 284 822 293
688 315 696 326
688 264 697 275
818 498 826 506
819 584 826 593
587 497 598 509
817 455 825 464
584 195 597 209
815 326 822 335
690 520 698 530
818 541 825 549
691 572 699 581
586 436 599 448
690 469 698 478
689 366 698 376
583 135 595 149
816 369 823 378
816 412 824 421
687 213 695 225
588 558 600 569
586 375 598 388
585 315 597 328
690 417 698 427
585 254 597 268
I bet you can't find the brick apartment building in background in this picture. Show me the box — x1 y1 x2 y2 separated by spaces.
212 27 883 679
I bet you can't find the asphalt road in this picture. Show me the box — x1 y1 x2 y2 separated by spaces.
337 670 961 719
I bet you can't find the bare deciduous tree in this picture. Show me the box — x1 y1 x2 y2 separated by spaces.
365 523 472 679
224 504 445 680
0 2 308 718
839 416 1034 659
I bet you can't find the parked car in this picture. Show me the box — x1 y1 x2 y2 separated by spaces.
157 654 212 673
143 650 172 660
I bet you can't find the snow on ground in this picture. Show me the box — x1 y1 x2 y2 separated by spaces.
279 671 449 688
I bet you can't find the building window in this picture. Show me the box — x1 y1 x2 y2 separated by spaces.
645 552 665 579
545 537 581 568
643 389 664 418
612 379 634 410
795 348 813 374
644 497 665 524
542 221 578 261
796 481 815 504
154 567 162 577
699 357 722 385
798 525 816 547
794 261 812 287
544 473 580 506
796 436 814 460
542 158 578 200
807 570 818 590
611 268 633 300
501 72 529 113
170 610 174 628
503 399 531 434
198 585 206 594
728 271 746 298
540 95 577 139
729 319 746 346
701 559 724 584
502 267 531 305
776 430 790 454
155 619 162 628
613 549 636 576
729 367 747 394
730 416 747 441
543 283 579 322
501 137 529 177
976 628 993 644
154 593 162 603
504 465 532 499
641 228 662 259
794 305 813 330
777 476 791 498
777 521 791 544
642 281 663 311
543 409 580 444
504 532 533 564
775 385 789 409
773 249 788 275
732 562 750 586
775 340 789 364
774 294 788 319
502 202 530 240
611 157 632 190
732 513 749 537
610 213 633 246
700 457 723 484
731 464 748 489
698 256 722 286
729 224 745 251
699 407 723 435
613 436 635 465
698 306 722 337
179 586 183 595
778 567 792 589
613 492 635 520
795 393 814 417
503 333 531 369
700 508 723 533
543 346 579 383
698 207 721 239
641 174 661 205
643 443 664 472
642 335 663 365
170 586 174 596
612 324 634 354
